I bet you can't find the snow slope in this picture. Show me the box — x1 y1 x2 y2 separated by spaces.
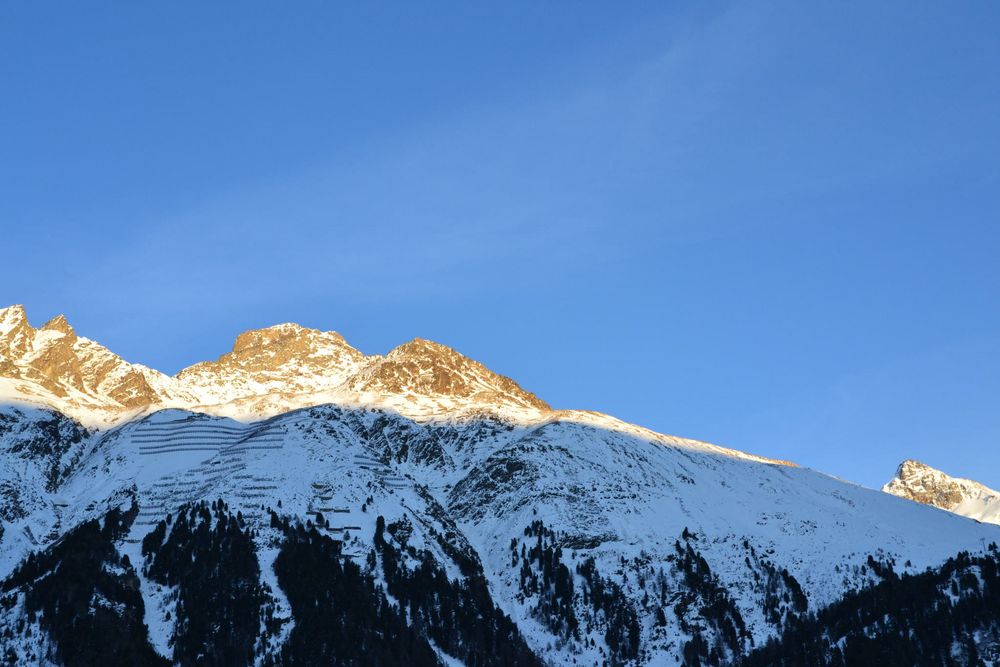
0 403 996 664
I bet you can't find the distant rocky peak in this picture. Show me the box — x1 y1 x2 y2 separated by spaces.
884 459 1000 525
191 322 364 374
387 337 466 363
170 323 368 410
0 305 34 358
891 459 967 491
231 322 307 353
40 314 76 340
885 460 965 509
0 305 175 412
0 304 28 328
360 337 551 411
230 322 353 357
895 459 931 478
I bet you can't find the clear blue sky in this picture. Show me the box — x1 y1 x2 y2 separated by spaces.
2 2 998 490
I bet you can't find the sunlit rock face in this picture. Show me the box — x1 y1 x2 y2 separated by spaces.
0 305 548 426
176 322 368 405
884 459 1000 525
0 305 187 414
346 337 550 412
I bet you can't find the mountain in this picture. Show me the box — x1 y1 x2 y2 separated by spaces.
0 305 189 415
0 305 546 425
1 304 999 666
176 322 368 406
884 459 1000 526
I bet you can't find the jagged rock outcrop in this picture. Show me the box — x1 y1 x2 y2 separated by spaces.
883 459 1000 525
349 337 549 412
0 305 184 414
0 305 34 361
176 323 366 404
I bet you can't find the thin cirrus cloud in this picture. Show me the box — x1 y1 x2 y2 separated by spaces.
59 3 783 318
23 2 998 342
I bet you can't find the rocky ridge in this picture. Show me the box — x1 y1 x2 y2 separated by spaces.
0 305 188 413
0 305 548 425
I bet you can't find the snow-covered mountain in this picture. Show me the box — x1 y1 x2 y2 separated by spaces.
0 305 547 426
1 304 999 666
884 459 1000 526
0 305 191 416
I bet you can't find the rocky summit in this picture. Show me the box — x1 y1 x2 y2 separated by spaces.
884 459 1000 526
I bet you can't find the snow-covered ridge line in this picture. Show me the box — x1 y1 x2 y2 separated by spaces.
0 304 791 470
0 304 546 426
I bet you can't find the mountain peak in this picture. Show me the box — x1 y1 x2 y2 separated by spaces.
175 323 366 406
0 305 34 360
884 459 1000 525
232 322 317 353
895 459 931 477
356 336 551 411
0 304 28 326
210 321 360 366
388 336 465 360
40 314 76 339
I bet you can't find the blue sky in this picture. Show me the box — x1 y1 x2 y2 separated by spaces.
2 2 998 490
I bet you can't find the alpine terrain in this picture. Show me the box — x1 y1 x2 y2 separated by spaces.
1 303 999 667
884 460 1000 526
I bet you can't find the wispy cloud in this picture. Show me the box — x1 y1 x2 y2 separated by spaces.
53 1 991 322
